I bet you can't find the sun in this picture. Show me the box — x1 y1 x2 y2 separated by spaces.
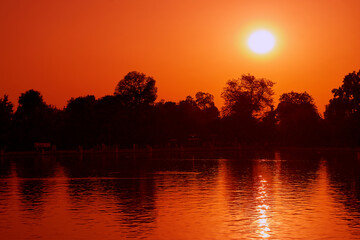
248 30 275 54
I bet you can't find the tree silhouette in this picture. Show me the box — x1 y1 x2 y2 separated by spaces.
8 70 360 150
276 91 321 146
325 70 360 120
221 74 274 118
13 90 56 150
17 89 47 115
259 105 277 145
195 92 219 120
153 100 180 145
194 92 219 143
64 95 97 149
325 70 360 146
177 96 200 144
114 71 157 106
220 75 275 144
195 92 215 110
0 95 13 149
95 95 122 145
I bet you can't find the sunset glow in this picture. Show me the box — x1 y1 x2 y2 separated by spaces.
1 0 360 113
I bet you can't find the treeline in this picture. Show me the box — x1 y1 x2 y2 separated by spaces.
1 70 360 151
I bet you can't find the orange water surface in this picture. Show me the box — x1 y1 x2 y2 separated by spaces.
0 150 360 239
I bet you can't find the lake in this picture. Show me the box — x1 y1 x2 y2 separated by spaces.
0 149 360 239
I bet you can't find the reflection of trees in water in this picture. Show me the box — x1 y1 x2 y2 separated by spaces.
65 177 157 238
61 152 222 238
0 157 11 177
15 155 58 178
14 156 58 216
274 150 321 192
61 153 158 238
104 178 157 223
0 158 13 218
58 153 155 180
153 159 220 193
18 180 48 216
2 150 360 238
325 151 360 215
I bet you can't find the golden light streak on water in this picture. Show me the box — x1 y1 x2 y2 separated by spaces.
256 175 270 239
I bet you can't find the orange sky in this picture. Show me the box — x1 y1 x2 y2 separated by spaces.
1 0 360 113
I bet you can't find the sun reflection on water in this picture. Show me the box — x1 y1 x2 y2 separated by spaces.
256 175 270 239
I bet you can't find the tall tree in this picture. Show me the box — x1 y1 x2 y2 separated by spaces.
153 100 180 145
325 70 360 145
195 92 219 119
221 74 275 118
195 92 219 139
221 74 275 144
64 95 97 148
178 96 199 142
325 70 360 120
276 91 321 146
114 71 157 106
0 95 13 149
13 90 54 150
195 92 215 110
16 89 47 116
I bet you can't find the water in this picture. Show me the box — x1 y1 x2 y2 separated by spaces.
1 150 360 239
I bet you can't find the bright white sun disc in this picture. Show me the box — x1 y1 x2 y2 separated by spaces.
248 30 275 54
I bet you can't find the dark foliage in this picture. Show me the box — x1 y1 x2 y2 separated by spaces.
11 90 59 150
221 74 274 118
114 71 157 106
325 70 360 146
220 74 275 144
276 91 321 146
2 70 360 151
0 95 13 149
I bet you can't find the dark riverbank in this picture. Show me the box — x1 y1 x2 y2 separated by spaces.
2 145 360 157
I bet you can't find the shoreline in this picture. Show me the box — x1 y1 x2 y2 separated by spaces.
1 145 360 157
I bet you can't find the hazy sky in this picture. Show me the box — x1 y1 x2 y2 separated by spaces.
1 0 360 113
